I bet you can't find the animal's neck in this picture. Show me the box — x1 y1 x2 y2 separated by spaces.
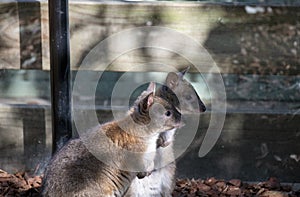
117 116 150 137
101 116 157 153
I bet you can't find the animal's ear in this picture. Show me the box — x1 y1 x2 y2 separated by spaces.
166 72 179 89
178 66 190 78
141 92 154 111
146 93 154 108
146 82 156 93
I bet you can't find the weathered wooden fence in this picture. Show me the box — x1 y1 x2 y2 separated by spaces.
0 1 299 182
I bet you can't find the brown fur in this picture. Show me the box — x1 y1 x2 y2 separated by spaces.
42 90 182 197
102 122 145 152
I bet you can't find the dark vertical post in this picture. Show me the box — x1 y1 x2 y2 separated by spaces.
49 0 72 154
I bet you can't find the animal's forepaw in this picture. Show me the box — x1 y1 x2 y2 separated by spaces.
156 135 170 148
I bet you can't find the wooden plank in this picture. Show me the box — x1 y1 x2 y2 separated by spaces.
40 3 50 71
0 70 298 115
23 108 46 173
177 113 300 183
0 2 299 74
18 2 43 69
0 3 20 70
71 71 300 104
0 105 51 174
1 1 222 71
0 70 299 105
72 109 300 182
67 2 223 73
0 105 24 172
0 104 299 181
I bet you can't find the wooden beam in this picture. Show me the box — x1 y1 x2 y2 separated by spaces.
0 2 299 75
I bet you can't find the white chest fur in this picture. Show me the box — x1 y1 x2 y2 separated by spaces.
125 128 177 197
142 133 160 172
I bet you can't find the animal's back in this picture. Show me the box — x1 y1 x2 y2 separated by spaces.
42 133 135 197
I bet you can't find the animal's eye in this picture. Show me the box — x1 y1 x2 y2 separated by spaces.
165 111 172 117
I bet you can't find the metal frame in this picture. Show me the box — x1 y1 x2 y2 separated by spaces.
49 0 72 154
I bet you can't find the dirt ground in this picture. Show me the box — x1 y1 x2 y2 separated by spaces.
0 169 299 197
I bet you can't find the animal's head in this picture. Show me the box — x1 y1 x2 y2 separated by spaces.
165 66 206 114
132 82 183 133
